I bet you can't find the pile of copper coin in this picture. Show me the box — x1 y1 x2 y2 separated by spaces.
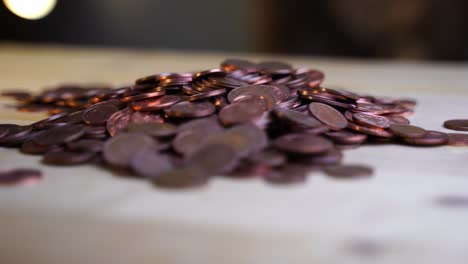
1 59 468 187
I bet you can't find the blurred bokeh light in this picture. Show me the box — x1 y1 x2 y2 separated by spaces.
4 0 56 20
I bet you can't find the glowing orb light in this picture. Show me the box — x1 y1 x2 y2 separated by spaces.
4 0 57 20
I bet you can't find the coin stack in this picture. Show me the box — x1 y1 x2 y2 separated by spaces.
1 59 467 187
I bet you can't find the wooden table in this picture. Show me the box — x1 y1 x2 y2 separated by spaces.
1 44 468 264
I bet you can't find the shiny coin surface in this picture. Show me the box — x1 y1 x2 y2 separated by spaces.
353 112 391 129
403 130 448 146
308 102 348 130
82 103 119 126
389 124 427 139
131 95 181 111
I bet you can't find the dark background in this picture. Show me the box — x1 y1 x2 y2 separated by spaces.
2 0 468 60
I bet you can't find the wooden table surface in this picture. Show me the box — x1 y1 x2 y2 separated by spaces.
1 44 468 264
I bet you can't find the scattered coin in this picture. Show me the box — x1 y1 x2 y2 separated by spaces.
443 119 468 131
324 164 373 178
434 195 468 208
0 169 43 186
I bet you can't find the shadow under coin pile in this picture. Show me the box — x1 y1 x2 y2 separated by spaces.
1 59 466 188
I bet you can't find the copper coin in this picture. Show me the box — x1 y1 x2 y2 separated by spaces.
120 89 166 103
443 119 468 131
386 115 410 125
176 116 223 133
131 148 173 178
268 84 290 103
389 124 427 138
219 97 266 126
66 139 104 152
164 101 215 118
0 124 16 139
264 164 309 185
32 111 69 129
291 148 343 166
106 108 132 136
0 169 42 186
310 86 359 102
247 149 286 167
34 124 85 146
188 88 226 102
221 59 259 72
227 85 278 108
308 102 348 130
21 140 50 154
273 106 323 128
307 70 325 88
324 164 373 178
403 130 448 146
258 61 293 75
303 93 353 109
353 113 391 129
103 132 156 168
172 129 210 156
347 122 393 138
82 103 119 126
207 76 249 89
0 125 33 146
274 133 333 154
126 123 177 138
435 195 468 208
131 95 180 111
325 131 367 144
187 143 240 175
84 126 107 136
129 111 164 124
54 110 85 125
152 168 208 188
43 150 96 165
352 103 389 115
221 124 268 156
447 133 468 146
